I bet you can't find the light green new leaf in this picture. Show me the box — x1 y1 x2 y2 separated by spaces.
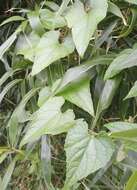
0 79 22 104
20 97 75 146
32 31 75 76
125 0 137 5
65 0 108 56
59 77 94 116
125 81 137 99
125 171 137 190
104 48 137 79
40 9 66 29
1 159 16 190
16 32 40 61
65 119 114 186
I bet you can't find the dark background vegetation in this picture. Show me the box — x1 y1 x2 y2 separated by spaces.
1 0 137 190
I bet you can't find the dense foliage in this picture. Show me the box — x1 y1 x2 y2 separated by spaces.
1 0 137 189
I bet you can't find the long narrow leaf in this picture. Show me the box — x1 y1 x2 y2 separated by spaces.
0 16 25 27
0 79 22 104
125 171 137 190
0 70 14 87
1 159 16 190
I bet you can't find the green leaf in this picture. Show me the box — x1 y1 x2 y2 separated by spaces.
0 176 2 187
65 0 108 56
1 159 16 190
125 171 137 190
57 55 115 92
105 122 137 142
95 21 117 50
0 79 22 104
0 16 25 27
0 147 13 164
16 31 40 62
125 0 137 5
65 119 114 186
40 9 66 29
0 22 27 60
110 128 137 141
8 88 39 146
58 77 94 116
118 9 137 38
0 32 17 60
93 77 121 127
28 10 45 36
125 81 137 99
104 47 137 79
45 1 59 11
38 86 51 107
105 121 137 132
0 69 14 87
108 2 127 25
41 136 51 184
124 140 137 152
0 147 11 155
57 0 70 15
0 153 9 164
31 31 74 76
20 97 75 146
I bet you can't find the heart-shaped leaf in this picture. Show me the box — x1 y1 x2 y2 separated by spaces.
40 9 66 29
58 77 94 117
31 31 75 75
57 54 115 91
65 119 114 186
16 32 40 62
65 0 108 56
28 10 45 36
20 97 75 146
